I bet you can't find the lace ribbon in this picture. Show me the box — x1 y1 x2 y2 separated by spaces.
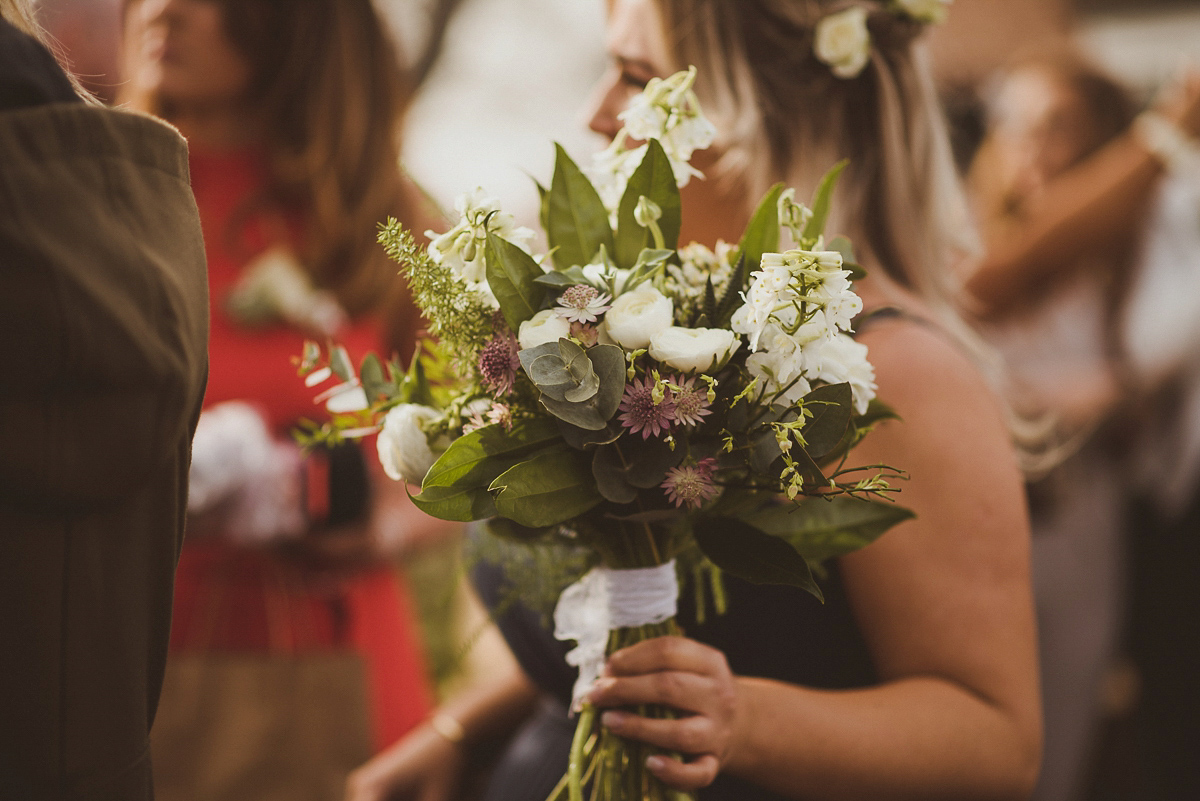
553 561 679 711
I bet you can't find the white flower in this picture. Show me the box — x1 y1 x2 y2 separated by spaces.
604 283 674 350
814 7 872 79
377 404 442 484
619 95 669 142
425 187 535 286
817 334 877 414
649 326 741 374
518 309 572 350
895 0 952 24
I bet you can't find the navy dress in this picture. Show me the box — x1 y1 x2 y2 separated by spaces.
473 554 878 801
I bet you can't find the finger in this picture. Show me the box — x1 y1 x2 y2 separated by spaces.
601 709 716 755
646 753 720 790
605 636 728 678
588 670 714 713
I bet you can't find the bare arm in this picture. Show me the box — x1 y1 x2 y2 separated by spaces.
966 75 1200 319
594 320 1040 799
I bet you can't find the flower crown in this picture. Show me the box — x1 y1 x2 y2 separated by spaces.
814 0 952 80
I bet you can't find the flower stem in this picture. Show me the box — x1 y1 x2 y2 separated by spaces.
569 703 597 801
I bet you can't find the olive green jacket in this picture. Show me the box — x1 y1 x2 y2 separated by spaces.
0 103 209 800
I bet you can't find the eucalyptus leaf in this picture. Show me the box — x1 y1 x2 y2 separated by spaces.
359 353 390 403
614 139 682 268
486 231 548 331
491 447 604 527
801 160 848 244
694 517 823 601
330 345 354 383
548 143 614 268
741 496 914 562
737 183 785 274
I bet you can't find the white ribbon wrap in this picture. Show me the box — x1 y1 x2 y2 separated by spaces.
553 561 679 711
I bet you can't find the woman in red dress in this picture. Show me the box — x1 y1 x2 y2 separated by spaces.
121 0 450 796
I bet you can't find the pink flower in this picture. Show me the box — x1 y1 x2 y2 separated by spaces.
487 402 513 431
478 332 520 395
669 375 712 428
555 284 612 324
662 458 720 509
569 321 600 348
618 375 677 439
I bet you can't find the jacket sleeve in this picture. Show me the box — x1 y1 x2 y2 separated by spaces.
0 105 209 511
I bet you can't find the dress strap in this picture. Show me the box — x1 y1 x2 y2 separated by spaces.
854 305 938 338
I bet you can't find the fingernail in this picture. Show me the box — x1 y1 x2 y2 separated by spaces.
601 710 627 729
646 755 666 772
588 677 615 700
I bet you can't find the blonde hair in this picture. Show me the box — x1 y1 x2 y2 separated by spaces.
654 0 1055 461
1 0 97 102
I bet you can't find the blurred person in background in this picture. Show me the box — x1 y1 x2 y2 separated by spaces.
347 1 1041 799
120 0 454 798
964 53 1200 801
0 0 208 798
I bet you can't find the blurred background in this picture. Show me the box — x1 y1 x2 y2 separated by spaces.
30 1 1200 800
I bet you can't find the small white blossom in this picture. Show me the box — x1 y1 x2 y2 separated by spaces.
425 187 535 292
814 7 872 79
816 334 877 414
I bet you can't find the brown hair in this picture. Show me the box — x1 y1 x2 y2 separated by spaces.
654 0 977 316
124 0 418 323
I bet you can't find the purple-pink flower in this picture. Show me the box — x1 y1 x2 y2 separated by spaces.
477 331 520 395
669 375 712 428
618 375 677 439
662 458 720 509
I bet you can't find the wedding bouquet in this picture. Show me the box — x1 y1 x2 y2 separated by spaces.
299 68 910 801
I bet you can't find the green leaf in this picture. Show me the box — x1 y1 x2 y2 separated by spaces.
827 235 865 280
491 447 604 527
741 496 914 562
330 344 354 382
533 177 551 235
713 253 748 329
801 160 848 244
557 420 624 450
737 183 785 274
406 354 436 407
409 483 496 522
486 517 555 543
486 232 548 331
614 139 682 269
547 143 614 268
624 436 685 488
592 445 639 503
694 517 823 601
359 353 390 403
799 383 853 459
423 418 561 492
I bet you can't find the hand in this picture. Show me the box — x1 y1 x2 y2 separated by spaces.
1157 69 1200 139
587 636 744 791
344 722 465 801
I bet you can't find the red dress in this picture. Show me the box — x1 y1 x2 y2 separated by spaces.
171 147 432 749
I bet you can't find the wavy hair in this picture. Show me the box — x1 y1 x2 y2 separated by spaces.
124 0 416 321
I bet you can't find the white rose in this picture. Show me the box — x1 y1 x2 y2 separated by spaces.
518 309 572 350
816 334 877 414
604 284 674 350
895 0 951 24
377 404 442 484
649 326 741 374
814 7 872 79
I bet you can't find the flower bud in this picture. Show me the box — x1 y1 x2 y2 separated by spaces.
634 196 663 228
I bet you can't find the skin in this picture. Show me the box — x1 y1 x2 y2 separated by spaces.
348 0 1041 798
124 0 258 148
965 68 1200 319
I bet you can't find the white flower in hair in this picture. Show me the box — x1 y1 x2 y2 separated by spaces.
814 6 872 79
894 0 952 24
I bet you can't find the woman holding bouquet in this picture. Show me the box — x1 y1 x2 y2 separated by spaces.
348 1 1040 799
121 0 449 797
